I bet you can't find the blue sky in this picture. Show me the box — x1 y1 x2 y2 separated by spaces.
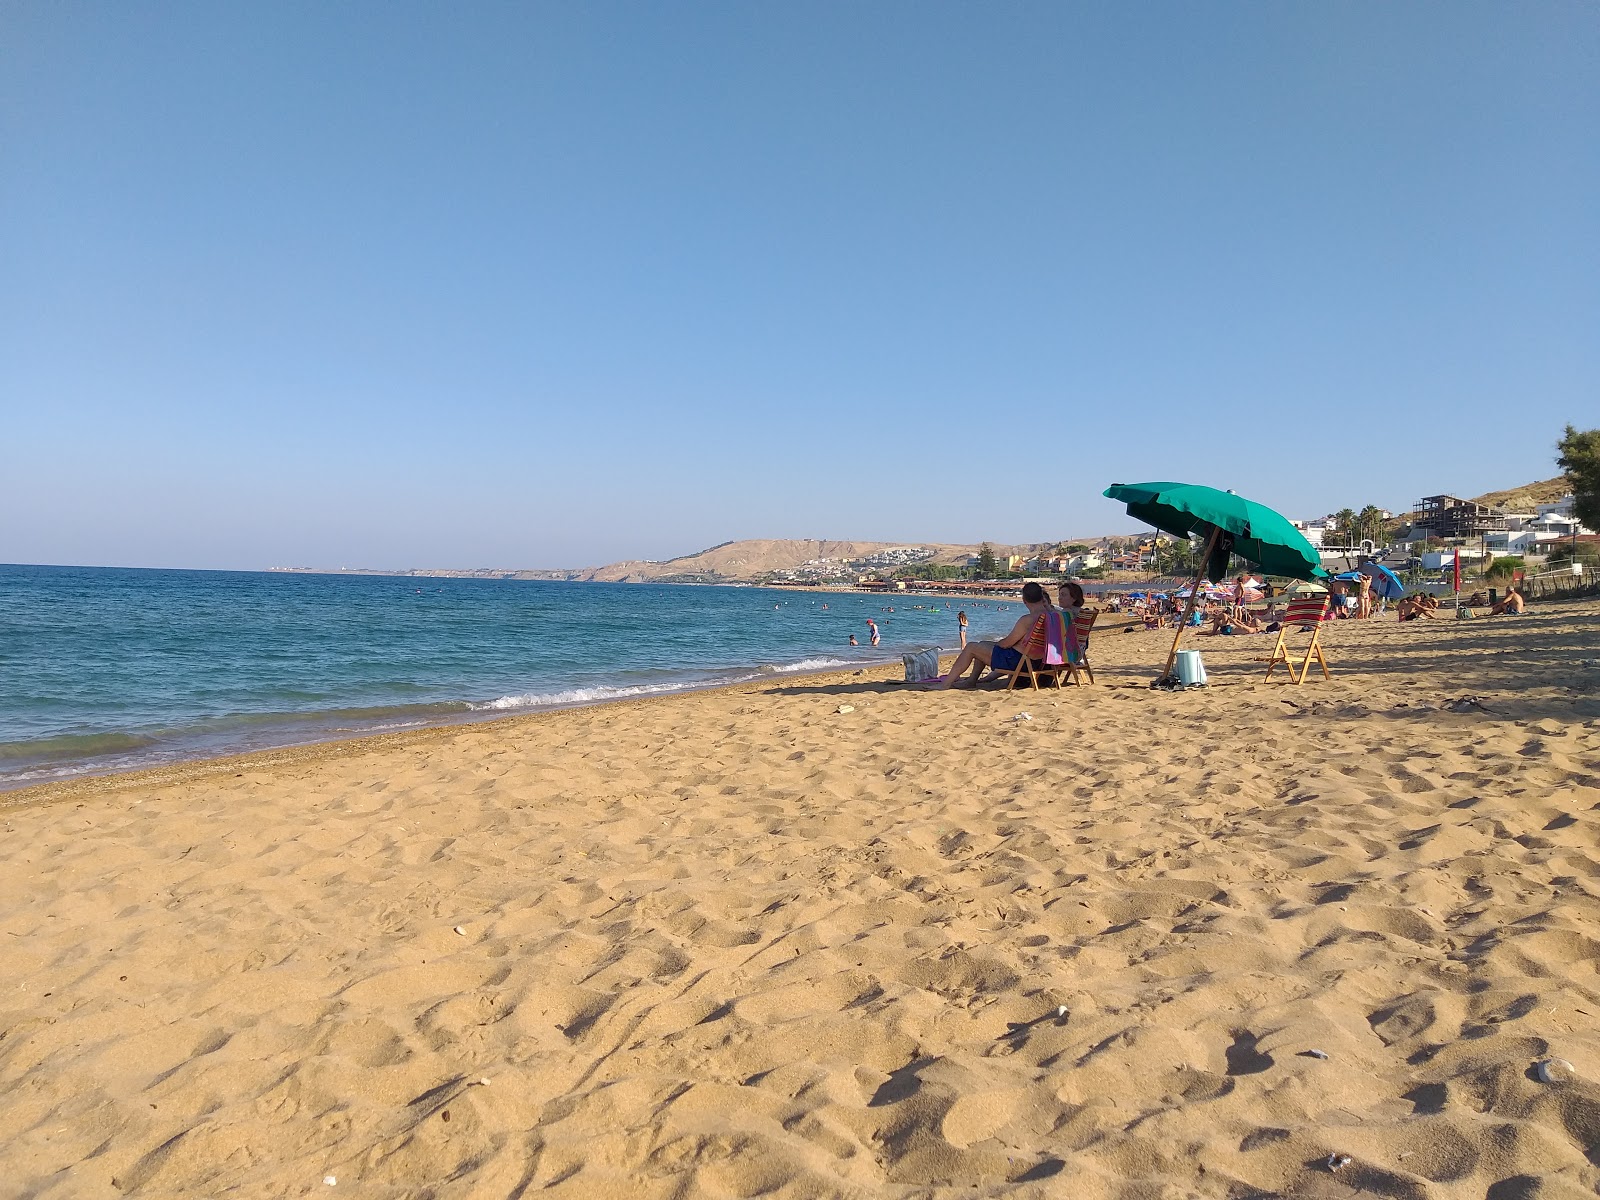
4 2 1596 569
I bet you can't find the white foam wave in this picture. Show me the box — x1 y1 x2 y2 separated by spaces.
470 658 860 713
470 682 691 711
757 657 856 674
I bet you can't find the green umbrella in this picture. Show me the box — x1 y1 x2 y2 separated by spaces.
1103 482 1327 684
1103 482 1327 583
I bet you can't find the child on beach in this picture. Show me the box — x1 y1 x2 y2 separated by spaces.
957 611 968 648
866 618 880 647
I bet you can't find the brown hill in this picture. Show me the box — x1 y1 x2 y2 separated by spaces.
572 540 987 584
564 538 1089 584
1472 476 1571 512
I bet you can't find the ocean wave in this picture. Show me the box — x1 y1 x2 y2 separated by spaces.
755 657 856 674
470 681 694 711
0 730 160 764
469 657 861 712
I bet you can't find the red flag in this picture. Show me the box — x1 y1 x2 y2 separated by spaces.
1452 549 1461 594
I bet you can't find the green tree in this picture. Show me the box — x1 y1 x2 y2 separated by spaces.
1160 536 1198 574
1556 425 1600 531
1356 505 1385 545
1334 508 1357 543
976 542 999 578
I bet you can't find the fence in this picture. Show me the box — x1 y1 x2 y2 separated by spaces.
1523 565 1600 601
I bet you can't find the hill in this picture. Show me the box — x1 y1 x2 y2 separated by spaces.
561 539 1043 584
1472 476 1571 511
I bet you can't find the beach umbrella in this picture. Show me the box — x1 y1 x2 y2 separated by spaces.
1357 561 1404 600
1104 482 1327 583
1104 481 1327 684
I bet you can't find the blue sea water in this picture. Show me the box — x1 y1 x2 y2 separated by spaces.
0 564 1026 788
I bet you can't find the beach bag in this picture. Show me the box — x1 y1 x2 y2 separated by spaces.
902 648 941 682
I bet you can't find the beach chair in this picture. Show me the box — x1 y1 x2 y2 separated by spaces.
1000 611 1076 691
1264 595 1332 684
1064 609 1099 684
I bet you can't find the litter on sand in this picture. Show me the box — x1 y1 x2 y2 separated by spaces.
1536 1057 1575 1083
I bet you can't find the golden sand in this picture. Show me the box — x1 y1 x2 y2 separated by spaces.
3 601 1599 1198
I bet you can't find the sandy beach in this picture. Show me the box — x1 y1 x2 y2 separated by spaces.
4 600 1599 1198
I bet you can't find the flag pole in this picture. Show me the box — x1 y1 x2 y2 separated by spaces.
1161 525 1222 683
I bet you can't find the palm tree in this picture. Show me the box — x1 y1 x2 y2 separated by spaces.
1357 505 1385 546
1334 508 1358 544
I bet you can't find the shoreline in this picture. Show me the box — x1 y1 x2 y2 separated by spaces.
2 569 1027 795
0 657 918 811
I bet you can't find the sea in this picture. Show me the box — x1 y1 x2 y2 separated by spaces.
0 564 1027 790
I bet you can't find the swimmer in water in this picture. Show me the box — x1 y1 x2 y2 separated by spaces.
849 634 858 646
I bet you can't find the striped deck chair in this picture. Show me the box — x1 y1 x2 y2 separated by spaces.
1064 609 1099 684
1001 611 1078 691
1264 594 1332 683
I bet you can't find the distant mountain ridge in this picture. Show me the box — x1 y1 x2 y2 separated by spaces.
558 539 1055 584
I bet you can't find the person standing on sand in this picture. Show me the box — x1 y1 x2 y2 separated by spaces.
957 610 968 648
866 618 880 647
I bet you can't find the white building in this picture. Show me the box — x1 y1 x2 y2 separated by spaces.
1293 520 1329 547
1485 530 1561 554
1530 512 1590 538
1422 548 1489 569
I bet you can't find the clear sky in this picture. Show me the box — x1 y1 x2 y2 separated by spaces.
4 2 1596 569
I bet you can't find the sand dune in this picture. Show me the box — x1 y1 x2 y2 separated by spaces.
3 601 1599 1197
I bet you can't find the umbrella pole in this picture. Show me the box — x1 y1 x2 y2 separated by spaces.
1161 526 1222 683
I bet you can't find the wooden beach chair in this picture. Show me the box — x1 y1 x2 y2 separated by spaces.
1264 595 1332 684
1064 609 1099 684
1000 611 1075 691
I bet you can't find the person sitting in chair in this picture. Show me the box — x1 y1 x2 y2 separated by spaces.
939 582 1053 689
1057 580 1086 620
